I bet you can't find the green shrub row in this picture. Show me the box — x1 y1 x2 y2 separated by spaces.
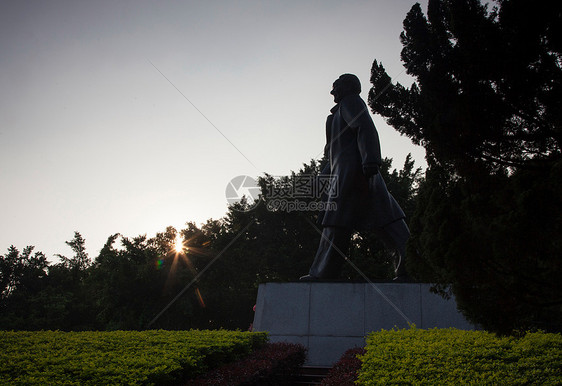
358 327 562 385
0 329 268 385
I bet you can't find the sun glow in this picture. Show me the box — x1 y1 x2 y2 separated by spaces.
174 234 183 253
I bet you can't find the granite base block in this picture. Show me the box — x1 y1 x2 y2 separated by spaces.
253 282 477 366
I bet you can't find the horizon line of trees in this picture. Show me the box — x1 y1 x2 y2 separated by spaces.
1 156 421 332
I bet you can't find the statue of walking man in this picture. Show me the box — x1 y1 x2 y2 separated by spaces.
300 74 410 282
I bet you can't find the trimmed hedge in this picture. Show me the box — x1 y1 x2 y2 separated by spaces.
358 327 562 385
0 330 267 385
187 342 307 385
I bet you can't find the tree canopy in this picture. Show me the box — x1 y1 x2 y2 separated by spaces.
369 0 562 334
370 0 561 174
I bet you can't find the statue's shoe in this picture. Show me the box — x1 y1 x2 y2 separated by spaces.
299 275 344 282
392 274 411 283
299 274 322 282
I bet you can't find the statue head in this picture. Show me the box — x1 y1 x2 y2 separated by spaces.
331 74 361 103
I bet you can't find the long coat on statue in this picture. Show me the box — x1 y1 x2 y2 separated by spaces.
319 94 406 231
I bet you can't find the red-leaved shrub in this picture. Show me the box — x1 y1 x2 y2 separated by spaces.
321 347 366 386
187 342 306 385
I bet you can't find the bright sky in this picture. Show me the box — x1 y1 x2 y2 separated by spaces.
1 0 427 261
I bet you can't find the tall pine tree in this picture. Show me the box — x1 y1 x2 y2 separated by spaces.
369 0 562 333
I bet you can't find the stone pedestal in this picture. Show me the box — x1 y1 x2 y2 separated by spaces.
252 282 477 366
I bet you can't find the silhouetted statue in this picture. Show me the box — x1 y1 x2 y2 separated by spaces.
300 74 410 282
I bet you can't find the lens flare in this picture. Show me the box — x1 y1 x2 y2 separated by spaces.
195 287 206 308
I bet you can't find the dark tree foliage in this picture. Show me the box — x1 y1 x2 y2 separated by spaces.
56 231 91 272
0 246 51 329
0 234 98 330
369 0 562 333
370 0 561 174
409 163 562 333
89 229 198 330
0 246 48 302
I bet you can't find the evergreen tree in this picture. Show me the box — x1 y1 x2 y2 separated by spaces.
0 245 49 329
369 0 561 174
368 0 562 333
56 231 91 272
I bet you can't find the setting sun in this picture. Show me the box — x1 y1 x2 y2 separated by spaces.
174 235 183 253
